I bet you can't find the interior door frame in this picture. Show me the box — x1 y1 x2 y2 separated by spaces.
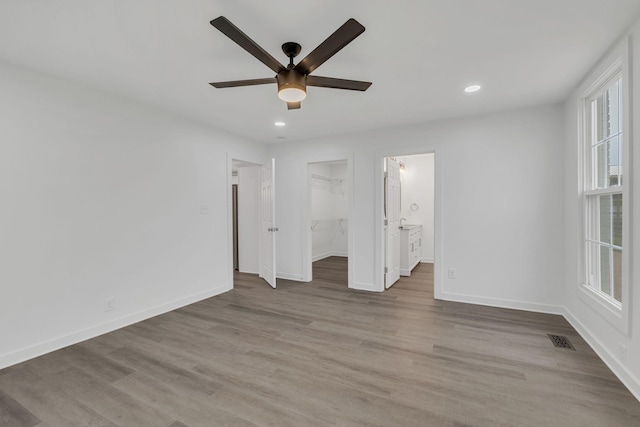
374 147 442 297
226 153 269 289
302 154 355 288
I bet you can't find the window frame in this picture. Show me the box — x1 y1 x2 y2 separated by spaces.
584 73 623 304
578 38 631 336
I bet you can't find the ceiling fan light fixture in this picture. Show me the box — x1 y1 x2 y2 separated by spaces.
277 70 307 103
278 87 306 102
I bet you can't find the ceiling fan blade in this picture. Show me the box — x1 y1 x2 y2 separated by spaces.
294 18 365 75
287 102 301 110
209 78 277 88
307 75 371 91
211 16 286 74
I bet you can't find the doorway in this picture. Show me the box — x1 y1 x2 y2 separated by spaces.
231 158 276 288
383 153 435 291
307 160 349 286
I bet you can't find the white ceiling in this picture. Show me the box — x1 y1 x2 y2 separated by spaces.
2 1 640 143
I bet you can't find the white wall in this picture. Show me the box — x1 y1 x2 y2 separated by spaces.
330 162 349 257
237 165 260 274
0 61 268 369
273 104 565 307
396 154 435 263
310 162 348 261
562 17 640 400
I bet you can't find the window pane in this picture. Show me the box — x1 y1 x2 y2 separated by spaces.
595 95 605 142
600 246 611 296
618 133 623 186
607 80 620 137
613 248 622 303
599 195 611 244
594 142 608 189
618 80 623 136
612 193 623 247
586 195 598 241
608 135 620 186
586 241 599 287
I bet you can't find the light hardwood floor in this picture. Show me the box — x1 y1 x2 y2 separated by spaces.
1 257 639 426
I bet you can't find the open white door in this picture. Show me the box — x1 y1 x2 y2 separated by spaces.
385 158 401 288
259 158 277 288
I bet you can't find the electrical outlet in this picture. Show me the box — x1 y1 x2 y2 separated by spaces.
620 344 627 364
200 205 209 214
448 268 456 279
105 297 115 312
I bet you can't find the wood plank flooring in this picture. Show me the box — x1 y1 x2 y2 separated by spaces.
1 257 639 426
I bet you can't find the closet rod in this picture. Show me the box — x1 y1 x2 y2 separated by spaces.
311 173 332 182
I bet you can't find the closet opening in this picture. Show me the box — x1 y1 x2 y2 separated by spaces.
307 160 349 286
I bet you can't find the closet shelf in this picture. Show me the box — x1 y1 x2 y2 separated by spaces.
311 173 332 182
311 174 347 195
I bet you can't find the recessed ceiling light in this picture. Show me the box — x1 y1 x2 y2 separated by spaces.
464 85 482 93
274 121 286 127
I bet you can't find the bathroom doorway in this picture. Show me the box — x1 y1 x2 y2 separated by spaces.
384 153 435 289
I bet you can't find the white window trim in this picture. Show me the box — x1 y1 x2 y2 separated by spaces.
577 37 632 336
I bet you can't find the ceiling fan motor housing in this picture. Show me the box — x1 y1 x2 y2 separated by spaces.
277 69 307 102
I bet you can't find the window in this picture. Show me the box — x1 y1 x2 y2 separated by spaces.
584 75 624 305
578 36 632 339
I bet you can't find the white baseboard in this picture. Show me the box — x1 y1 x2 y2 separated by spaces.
350 281 383 292
439 291 564 315
276 272 305 282
312 252 347 262
312 252 332 262
421 257 434 263
0 283 232 370
562 308 640 402
238 269 259 275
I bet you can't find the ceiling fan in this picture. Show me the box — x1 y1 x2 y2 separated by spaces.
209 16 372 110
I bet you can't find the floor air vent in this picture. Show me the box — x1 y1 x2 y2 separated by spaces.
548 334 575 350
